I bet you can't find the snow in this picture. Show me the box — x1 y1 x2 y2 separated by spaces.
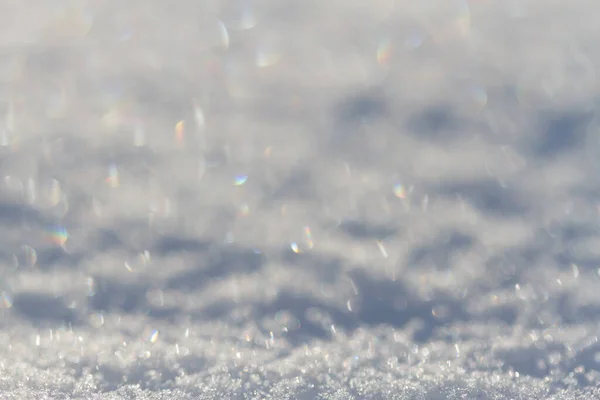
1 0 600 398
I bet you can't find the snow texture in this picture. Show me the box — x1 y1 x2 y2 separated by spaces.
1 1 600 399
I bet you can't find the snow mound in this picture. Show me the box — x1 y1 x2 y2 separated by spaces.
1 1 600 398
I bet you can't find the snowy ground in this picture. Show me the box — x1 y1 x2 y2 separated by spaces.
1 1 600 398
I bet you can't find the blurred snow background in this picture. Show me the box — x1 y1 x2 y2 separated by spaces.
0 0 600 398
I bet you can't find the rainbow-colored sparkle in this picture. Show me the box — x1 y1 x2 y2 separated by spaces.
175 120 185 144
46 226 68 247
105 163 119 188
393 183 407 199
234 175 248 186
377 39 392 65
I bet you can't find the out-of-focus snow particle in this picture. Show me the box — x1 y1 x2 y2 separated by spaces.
218 20 230 50
221 0 256 30
25 177 35 205
149 330 159 343
430 0 471 41
175 120 185 145
468 84 488 110
571 263 580 279
376 240 388 258
290 227 315 253
105 163 119 188
133 121 146 147
146 289 165 308
36 178 63 210
256 46 281 68
124 251 150 273
291 242 300 253
46 226 69 247
85 277 96 296
304 226 314 249
234 174 248 186
432 304 451 320
238 203 250 217
377 38 391 66
15 245 37 267
0 292 12 308
274 311 301 331
406 31 424 49
393 183 407 199
89 312 104 328
193 99 206 132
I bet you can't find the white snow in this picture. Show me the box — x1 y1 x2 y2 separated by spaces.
0 0 599 398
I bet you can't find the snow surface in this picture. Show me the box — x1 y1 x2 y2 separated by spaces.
1 1 600 398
